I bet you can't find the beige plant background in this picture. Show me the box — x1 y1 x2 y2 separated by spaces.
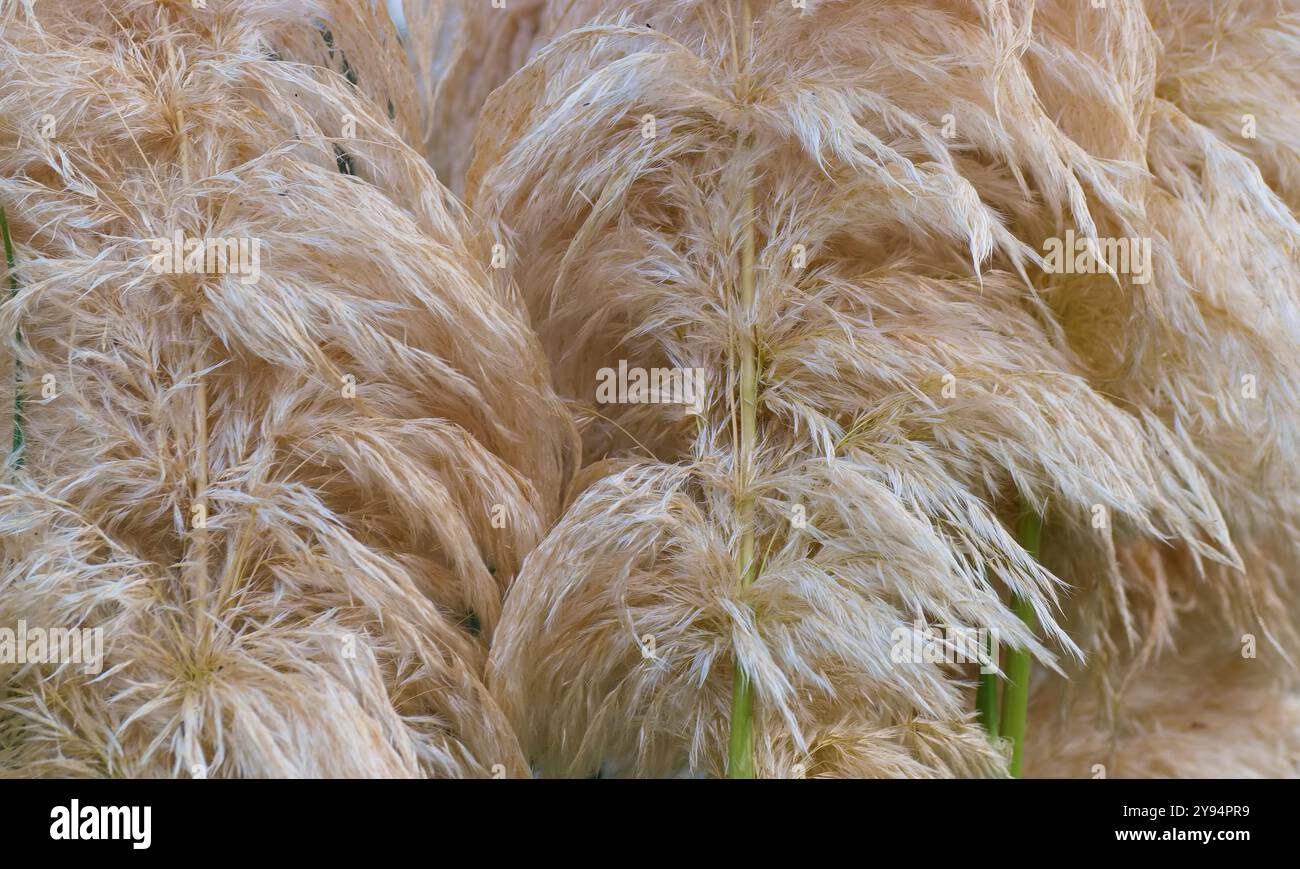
0 0 1297 777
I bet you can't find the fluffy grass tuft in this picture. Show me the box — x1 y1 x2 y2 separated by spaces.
0 0 575 777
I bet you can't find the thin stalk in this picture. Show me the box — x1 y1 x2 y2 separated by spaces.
975 632 1000 738
727 184 758 778
1002 509 1043 778
727 0 758 780
169 78 211 633
1 205 22 467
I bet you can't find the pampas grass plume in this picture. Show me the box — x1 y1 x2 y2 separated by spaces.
2 0 1297 779
0 0 575 777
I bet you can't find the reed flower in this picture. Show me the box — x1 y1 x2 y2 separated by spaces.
0 0 574 777
464 0 1262 776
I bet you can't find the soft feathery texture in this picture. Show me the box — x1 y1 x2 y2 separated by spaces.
1023 0 1300 683
1147 0 1300 214
454 0 1300 777
1014 0 1300 775
2 0 1295 780
0 0 574 777
1028 622 1300 778
403 0 596 195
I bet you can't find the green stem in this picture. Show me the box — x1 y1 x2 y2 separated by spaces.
727 185 758 779
1002 509 1042 778
727 0 758 780
976 633 1000 738
1 205 22 466
727 651 755 778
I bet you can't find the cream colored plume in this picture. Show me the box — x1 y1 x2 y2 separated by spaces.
0 0 574 777
3 0 1296 781
1006 0 1300 697
1000 0 1300 775
465 0 1262 777
401 0 597 193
